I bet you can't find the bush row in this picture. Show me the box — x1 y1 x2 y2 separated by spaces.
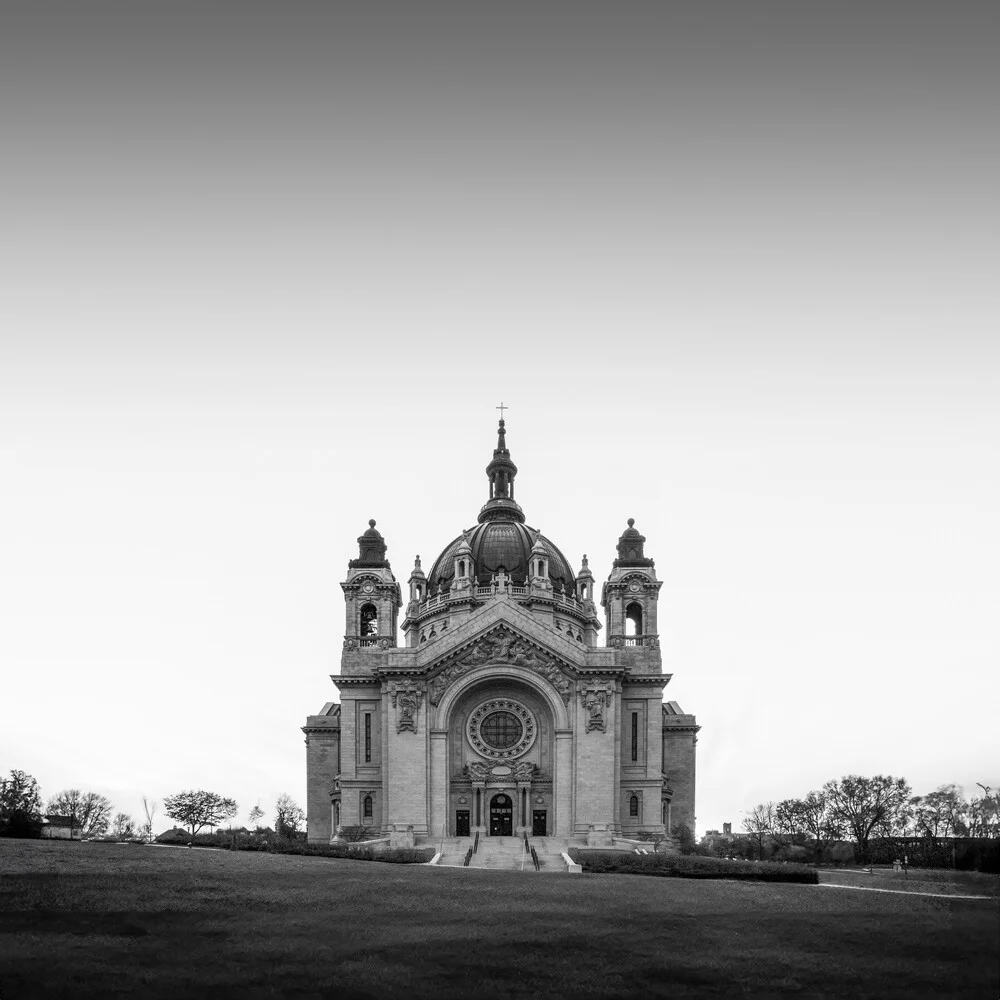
567 849 819 883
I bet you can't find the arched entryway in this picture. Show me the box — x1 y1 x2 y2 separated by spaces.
489 793 513 836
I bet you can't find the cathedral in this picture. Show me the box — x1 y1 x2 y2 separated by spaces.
303 419 698 848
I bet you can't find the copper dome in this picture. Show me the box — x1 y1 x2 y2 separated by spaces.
427 521 576 596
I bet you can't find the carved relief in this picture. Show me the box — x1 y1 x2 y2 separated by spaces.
465 759 536 782
390 683 424 733
579 682 614 733
427 626 573 704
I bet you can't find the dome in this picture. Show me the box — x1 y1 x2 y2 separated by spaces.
427 521 576 596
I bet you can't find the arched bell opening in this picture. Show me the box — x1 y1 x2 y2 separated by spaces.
625 601 643 637
359 602 379 636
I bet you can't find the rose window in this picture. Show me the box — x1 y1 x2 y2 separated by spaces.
467 699 536 760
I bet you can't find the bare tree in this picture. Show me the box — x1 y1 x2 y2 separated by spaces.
247 803 265 829
112 813 137 840
967 784 1000 838
795 790 842 863
823 775 911 863
274 794 305 838
162 791 237 837
141 797 158 843
47 790 113 839
912 784 963 839
742 802 775 860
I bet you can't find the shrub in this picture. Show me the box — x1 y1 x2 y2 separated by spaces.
567 849 818 883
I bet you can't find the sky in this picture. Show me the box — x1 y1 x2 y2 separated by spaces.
1 2 997 837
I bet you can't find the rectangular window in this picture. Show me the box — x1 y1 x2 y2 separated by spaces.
364 713 372 763
631 712 638 762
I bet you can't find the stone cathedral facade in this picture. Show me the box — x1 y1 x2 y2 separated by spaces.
303 420 698 846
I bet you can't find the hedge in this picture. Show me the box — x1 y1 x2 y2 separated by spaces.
568 850 818 883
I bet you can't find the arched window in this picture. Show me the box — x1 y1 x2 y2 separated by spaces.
629 795 639 817
363 795 373 819
625 601 643 636
458 560 466 577
415 584 422 599
360 603 378 636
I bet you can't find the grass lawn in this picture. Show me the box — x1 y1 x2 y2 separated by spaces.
1 841 997 999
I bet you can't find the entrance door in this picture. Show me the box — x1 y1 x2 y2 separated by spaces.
532 810 547 837
489 794 513 836
455 810 470 837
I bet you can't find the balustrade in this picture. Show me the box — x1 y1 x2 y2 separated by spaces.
608 634 659 647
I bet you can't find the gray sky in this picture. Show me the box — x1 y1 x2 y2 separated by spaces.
1 3 997 835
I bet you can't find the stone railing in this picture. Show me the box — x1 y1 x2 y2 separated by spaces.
609 634 659 648
344 635 394 649
415 584 585 608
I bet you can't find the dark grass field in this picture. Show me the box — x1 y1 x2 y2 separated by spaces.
1 842 997 999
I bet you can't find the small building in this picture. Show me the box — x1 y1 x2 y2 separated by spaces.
40 815 79 840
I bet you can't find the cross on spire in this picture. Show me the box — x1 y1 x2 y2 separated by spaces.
496 401 508 420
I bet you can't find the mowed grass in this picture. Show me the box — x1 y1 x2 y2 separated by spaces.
0 842 997 999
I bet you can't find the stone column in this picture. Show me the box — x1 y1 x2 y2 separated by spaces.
429 729 448 843
554 729 574 837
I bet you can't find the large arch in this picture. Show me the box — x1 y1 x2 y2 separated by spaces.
430 662 573 839
433 662 571 730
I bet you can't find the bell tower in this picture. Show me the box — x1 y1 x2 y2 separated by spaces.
342 519 401 648
601 518 662 646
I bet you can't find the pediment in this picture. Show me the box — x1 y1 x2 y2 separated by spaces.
425 621 578 706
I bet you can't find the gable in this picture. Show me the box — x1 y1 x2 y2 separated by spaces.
425 622 577 705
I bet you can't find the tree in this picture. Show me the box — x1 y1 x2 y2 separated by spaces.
247 803 265 828
112 812 137 840
742 802 775 860
773 798 805 846
274 793 305 838
673 822 697 855
823 775 911 863
967 784 1000 838
0 769 43 837
912 784 963 840
796 790 843 863
46 789 113 839
162 790 237 837
141 797 158 843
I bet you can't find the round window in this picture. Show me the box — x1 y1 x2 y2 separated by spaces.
480 711 523 750
467 699 536 760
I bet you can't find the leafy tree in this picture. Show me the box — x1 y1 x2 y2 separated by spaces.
0 769 43 838
673 822 697 855
141 797 158 843
274 794 305 838
823 775 911 863
46 789 113 839
112 812 137 840
162 790 237 837
248 803 265 828
742 802 775 860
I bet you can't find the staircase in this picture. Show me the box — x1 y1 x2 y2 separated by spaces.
469 836 533 871
435 836 474 866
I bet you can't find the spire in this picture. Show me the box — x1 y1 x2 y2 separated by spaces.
479 416 525 523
